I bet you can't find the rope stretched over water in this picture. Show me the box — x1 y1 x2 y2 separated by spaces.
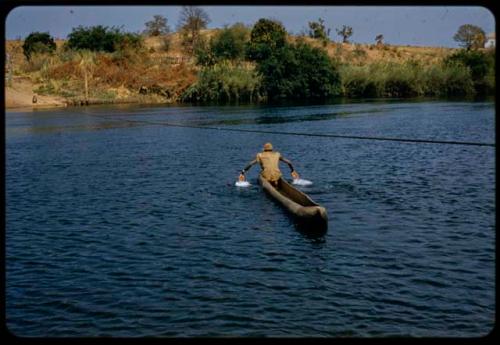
88 114 496 148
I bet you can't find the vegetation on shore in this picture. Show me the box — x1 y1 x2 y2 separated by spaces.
5 8 495 108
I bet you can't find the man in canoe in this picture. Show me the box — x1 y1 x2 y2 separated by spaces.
239 143 299 187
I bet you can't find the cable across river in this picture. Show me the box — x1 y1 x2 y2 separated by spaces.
87 114 496 148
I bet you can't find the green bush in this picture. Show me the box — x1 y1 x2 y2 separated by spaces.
441 64 475 96
444 49 495 95
22 32 56 61
66 25 143 53
483 50 495 94
195 24 250 66
181 61 263 102
113 32 144 52
339 64 384 97
246 18 287 61
255 42 341 100
339 60 476 98
245 18 341 100
445 50 489 80
194 37 216 66
384 62 421 97
255 46 296 98
211 23 250 61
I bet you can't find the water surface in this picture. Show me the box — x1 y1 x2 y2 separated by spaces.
6 100 495 337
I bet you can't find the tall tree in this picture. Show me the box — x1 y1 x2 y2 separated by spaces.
66 25 143 53
144 15 170 36
308 18 330 44
210 23 250 61
246 18 287 61
22 32 56 61
453 24 486 50
336 25 353 44
177 6 210 54
246 18 341 100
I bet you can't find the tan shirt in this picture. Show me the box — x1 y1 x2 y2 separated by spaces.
257 151 282 182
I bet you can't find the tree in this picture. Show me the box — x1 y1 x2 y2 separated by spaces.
246 18 287 61
144 15 170 36
257 43 341 99
308 18 330 44
194 23 251 66
177 6 210 54
290 42 341 98
67 26 115 52
22 32 56 61
196 23 251 66
253 41 341 100
445 49 495 94
66 25 143 53
453 24 486 50
336 25 353 44
211 23 250 61
375 34 384 46
76 50 96 101
246 18 341 100
193 38 216 66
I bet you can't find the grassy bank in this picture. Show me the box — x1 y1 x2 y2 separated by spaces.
5 30 495 108
6 34 198 107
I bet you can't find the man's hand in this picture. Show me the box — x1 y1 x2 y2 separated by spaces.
291 171 299 180
239 173 246 182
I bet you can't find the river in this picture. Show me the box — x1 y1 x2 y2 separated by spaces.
5 99 495 337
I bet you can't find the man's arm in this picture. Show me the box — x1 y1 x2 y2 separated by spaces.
280 156 299 179
241 159 257 175
279 156 295 172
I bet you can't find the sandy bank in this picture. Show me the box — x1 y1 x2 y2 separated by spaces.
5 78 67 109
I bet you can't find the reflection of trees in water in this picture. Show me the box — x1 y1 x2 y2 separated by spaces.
196 108 385 127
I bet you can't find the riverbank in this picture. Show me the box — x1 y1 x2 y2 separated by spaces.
5 76 180 110
5 30 494 109
6 77 67 109
5 33 198 110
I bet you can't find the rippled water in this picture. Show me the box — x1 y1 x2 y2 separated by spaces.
6 100 495 337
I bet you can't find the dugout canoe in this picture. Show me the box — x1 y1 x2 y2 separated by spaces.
259 175 328 232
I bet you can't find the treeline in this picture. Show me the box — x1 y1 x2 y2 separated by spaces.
182 19 341 102
182 18 495 102
22 25 143 60
14 8 496 104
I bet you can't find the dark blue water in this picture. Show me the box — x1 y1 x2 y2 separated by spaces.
6 100 495 337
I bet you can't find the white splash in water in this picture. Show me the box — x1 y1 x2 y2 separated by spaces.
235 181 251 187
292 178 313 186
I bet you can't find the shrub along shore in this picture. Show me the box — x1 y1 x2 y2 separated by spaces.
5 20 495 109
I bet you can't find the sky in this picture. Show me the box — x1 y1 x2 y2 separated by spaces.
5 5 496 47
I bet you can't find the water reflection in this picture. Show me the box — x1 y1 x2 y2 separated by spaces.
196 108 386 127
12 121 145 135
294 221 328 239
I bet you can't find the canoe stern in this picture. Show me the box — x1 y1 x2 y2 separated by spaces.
259 175 328 233
296 205 328 230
